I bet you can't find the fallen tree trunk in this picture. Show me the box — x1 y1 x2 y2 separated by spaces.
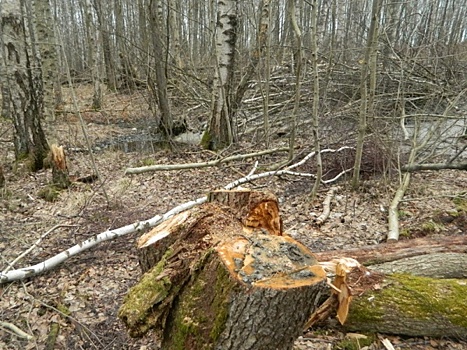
313 235 467 267
309 236 467 338
340 265 467 339
402 162 467 172
119 190 328 350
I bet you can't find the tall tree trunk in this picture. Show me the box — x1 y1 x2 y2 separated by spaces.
201 0 238 151
351 0 382 189
94 1 117 92
83 0 102 110
309 0 322 199
34 0 59 121
1 0 49 170
287 0 301 160
149 0 173 141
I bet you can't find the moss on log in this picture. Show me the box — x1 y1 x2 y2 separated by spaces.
343 272 467 339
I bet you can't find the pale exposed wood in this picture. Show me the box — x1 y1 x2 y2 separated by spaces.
50 144 70 188
314 187 338 226
208 189 283 235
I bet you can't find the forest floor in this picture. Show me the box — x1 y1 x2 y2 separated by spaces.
1 86 467 349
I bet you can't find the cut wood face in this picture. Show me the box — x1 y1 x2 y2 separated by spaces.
217 233 326 288
244 201 283 236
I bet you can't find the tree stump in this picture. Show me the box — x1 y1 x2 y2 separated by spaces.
119 190 328 350
50 144 70 189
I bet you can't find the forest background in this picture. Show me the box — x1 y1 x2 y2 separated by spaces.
1 0 467 349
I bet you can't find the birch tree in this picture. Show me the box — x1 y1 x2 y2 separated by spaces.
201 0 239 150
1 0 49 171
34 0 59 121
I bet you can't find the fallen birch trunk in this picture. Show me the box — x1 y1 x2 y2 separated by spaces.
124 147 289 174
0 149 350 283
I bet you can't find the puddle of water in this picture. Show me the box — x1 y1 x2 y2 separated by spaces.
111 139 163 153
93 132 203 153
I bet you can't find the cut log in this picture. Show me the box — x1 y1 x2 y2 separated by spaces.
119 190 328 350
120 190 467 343
309 240 467 338
340 265 467 339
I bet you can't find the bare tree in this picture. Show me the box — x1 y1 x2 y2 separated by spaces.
1 0 49 170
149 0 173 141
351 0 383 189
201 0 239 150
34 0 59 121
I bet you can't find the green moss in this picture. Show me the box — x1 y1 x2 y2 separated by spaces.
391 274 467 328
169 250 215 349
397 210 412 219
199 130 213 150
118 248 174 337
399 228 411 238
167 250 238 350
453 196 467 212
335 334 375 350
139 158 156 166
348 274 467 331
210 263 234 341
420 219 444 233
38 185 61 202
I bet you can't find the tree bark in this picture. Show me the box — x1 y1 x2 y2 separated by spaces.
50 144 70 189
201 0 238 150
1 0 49 170
341 266 467 339
313 235 467 266
119 190 328 350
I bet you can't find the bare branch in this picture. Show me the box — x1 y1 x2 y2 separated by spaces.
402 163 467 172
124 148 289 174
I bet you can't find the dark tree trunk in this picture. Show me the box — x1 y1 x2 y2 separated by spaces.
1 0 49 171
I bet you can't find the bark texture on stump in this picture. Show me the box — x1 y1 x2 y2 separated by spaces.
119 190 327 350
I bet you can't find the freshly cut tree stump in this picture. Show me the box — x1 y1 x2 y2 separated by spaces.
119 190 328 350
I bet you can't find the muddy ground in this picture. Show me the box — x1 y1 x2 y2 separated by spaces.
1 86 467 349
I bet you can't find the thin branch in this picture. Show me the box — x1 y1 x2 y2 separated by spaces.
0 321 34 340
124 147 289 174
3 225 78 273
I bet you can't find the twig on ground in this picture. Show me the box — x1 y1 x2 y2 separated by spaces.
3 225 78 273
0 321 34 340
